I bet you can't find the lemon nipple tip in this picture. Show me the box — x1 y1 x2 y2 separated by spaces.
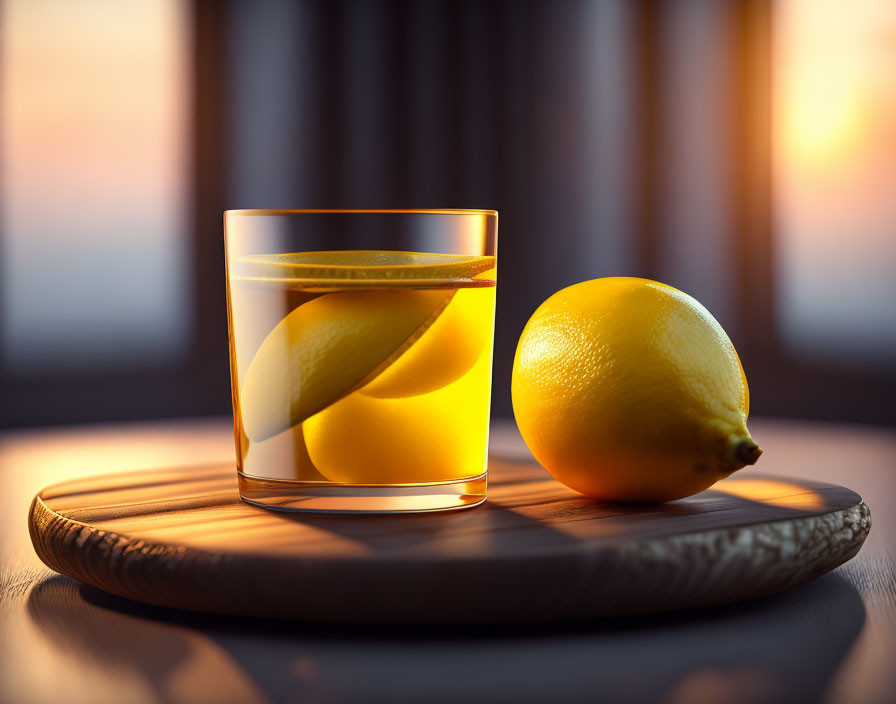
732 437 763 468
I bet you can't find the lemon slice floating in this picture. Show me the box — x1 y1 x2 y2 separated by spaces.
239 289 454 441
231 250 496 290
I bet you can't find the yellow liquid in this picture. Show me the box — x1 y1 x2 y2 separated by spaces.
226 251 496 512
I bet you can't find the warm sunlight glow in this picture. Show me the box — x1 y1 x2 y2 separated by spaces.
775 0 886 170
0 0 190 372
780 75 866 167
713 479 824 511
774 0 896 366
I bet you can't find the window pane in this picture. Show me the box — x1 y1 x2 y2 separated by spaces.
0 0 191 374
774 0 896 368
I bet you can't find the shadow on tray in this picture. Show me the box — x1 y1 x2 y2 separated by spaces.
28 568 865 704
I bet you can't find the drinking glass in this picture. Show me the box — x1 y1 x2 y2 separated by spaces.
224 209 497 513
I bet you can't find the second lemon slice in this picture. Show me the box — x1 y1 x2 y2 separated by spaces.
303 351 492 484
360 286 495 398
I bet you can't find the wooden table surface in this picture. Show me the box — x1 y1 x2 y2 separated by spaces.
1 417 894 704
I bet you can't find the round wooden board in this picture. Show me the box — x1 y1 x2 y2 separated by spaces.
29 459 870 624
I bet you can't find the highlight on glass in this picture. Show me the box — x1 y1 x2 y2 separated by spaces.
224 209 498 513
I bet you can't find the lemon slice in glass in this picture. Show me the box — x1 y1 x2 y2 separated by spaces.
239 288 454 441
304 352 492 484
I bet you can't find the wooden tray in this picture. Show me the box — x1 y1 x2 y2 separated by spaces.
29 459 870 624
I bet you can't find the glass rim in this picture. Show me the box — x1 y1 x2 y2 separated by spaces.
224 208 497 217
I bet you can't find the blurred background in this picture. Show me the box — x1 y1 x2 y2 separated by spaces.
0 0 893 429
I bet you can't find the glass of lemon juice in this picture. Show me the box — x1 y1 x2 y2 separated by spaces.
224 209 497 513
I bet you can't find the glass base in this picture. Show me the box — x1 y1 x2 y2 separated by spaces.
237 471 488 514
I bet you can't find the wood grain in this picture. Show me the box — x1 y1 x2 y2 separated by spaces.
28 459 870 624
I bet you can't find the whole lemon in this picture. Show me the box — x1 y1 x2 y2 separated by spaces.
511 277 761 503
